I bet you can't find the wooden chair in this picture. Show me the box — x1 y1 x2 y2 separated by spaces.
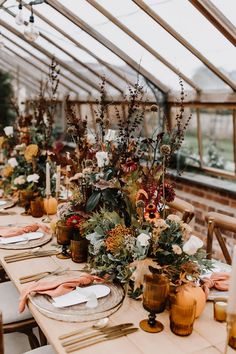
0 281 45 349
205 211 236 265
0 309 55 354
167 196 195 224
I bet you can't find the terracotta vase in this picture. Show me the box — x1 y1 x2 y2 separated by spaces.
70 238 88 263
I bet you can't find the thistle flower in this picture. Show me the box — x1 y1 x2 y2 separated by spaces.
160 144 171 156
150 105 158 112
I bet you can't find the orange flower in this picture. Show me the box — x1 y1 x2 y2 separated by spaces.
105 224 134 254
0 137 5 148
144 211 160 223
24 144 38 163
1 165 13 178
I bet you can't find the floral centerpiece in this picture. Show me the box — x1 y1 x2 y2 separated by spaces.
60 78 211 298
0 59 60 208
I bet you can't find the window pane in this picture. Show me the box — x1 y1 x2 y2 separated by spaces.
170 107 200 170
201 109 234 173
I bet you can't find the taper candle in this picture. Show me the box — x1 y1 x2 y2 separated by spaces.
55 165 61 193
227 245 236 315
45 162 51 195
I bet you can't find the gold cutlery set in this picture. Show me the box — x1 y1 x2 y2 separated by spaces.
60 323 138 353
4 249 59 263
19 267 69 284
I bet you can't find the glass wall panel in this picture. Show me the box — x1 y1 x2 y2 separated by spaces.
200 109 234 173
171 107 200 171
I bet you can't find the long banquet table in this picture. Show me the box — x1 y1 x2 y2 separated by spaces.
0 207 235 354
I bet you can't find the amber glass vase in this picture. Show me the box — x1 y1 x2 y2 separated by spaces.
169 295 196 336
70 239 88 263
140 274 170 333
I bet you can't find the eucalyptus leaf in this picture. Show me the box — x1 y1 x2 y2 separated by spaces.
85 190 101 212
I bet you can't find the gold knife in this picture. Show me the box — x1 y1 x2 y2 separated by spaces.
65 327 138 353
62 323 134 347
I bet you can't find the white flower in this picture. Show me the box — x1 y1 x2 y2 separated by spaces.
14 176 26 185
27 173 40 183
8 157 18 168
96 151 109 168
154 219 168 229
183 235 203 256
4 126 13 137
105 129 117 142
137 233 151 247
181 223 192 240
167 214 181 223
172 244 182 255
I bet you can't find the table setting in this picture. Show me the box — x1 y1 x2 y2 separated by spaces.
0 223 52 249
0 78 236 354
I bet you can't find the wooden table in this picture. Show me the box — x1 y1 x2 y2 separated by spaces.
0 207 235 354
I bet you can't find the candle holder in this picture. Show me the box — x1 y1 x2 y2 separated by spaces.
225 314 236 353
213 298 227 322
42 194 52 223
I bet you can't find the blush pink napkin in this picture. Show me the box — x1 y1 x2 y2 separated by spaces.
0 223 50 237
19 273 103 313
201 272 230 298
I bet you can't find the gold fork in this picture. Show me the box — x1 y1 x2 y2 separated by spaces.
19 267 69 284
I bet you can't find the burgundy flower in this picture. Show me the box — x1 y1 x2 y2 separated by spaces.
157 183 175 203
66 215 84 228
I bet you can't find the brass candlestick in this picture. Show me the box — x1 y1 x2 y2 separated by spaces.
42 194 52 223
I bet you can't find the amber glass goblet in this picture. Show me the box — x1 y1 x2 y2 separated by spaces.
140 274 170 333
56 222 73 259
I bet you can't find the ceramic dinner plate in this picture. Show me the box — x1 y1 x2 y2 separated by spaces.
52 285 111 308
0 231 44 244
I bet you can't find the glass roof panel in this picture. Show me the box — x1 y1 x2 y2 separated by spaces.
93 0 230 91
2 0 235 93
55 0 193 91
211 0 236 26
142 0 236 73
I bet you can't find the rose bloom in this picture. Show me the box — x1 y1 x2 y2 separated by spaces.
181 223 192 240
137 233 151 247
96 151 109 168
14 176 26 185
167 214 181 223
172 244 182 255
8 157 18 168
27 174 40 183
4 126 13 137
154 219 168 229
183 235 203 256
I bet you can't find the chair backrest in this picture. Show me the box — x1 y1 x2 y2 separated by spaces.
205 212 236 265
0 311 3 354
167 197 195 224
